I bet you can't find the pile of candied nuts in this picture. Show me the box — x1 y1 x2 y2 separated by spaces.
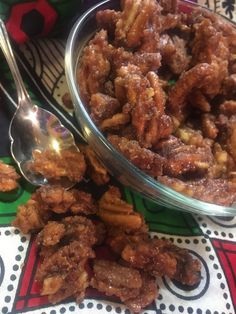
78 0 236 207
1 143 201 313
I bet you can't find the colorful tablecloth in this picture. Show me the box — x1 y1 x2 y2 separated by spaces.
0 1 235 314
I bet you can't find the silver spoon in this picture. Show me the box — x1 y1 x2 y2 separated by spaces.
0 19 79 188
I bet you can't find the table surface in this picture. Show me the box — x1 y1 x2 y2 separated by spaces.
0 1 235 314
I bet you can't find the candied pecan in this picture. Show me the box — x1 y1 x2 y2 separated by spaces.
209 143 231 178
119 124 137 141
131 79 169 145
107 224 149 255
96 9 121 36
192 18 229 65
38 216 98 249
188 90 211 113
29 149 86 184
60 216 97 247
100 112 130 131
201 114 219 140
168 63 215 120
36 241 94 304
12 199 49 234
92 260 158 313
77 30 112 103
159 33 176 60
114 65 142 104
13 186 97 234
112 47 162 75
121 238 201 286
0 161 20 192
79 144 110 186
219 100 236 116
126 273 158 314
71 191 98 215
36 221 65 247
159 13 182 32
115 69 172 147
91 259 142 301
94 221 107 246
36 185 97 215
98 186 143 230
89 93 121 125
35 186 76 213
222 74 236 98
159 176 236 206
139 28 160 53
192 8 236 53
175 127 211 148
147 71 166 114
115 0 161 48
155 136 214 178
164 243 201 286
191 18 229 97
108 135 164 177
161 35 191 75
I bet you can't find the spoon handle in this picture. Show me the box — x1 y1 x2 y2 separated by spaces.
0 19 30 105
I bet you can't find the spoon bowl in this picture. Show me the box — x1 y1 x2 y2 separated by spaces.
0 19 78 188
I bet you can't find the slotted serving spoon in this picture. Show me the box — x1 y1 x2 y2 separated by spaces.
0 19 79 188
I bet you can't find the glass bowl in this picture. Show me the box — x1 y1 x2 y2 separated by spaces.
65 0 236 216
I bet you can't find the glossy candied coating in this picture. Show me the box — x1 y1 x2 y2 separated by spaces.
222 74 236 98
121 238 201 286
160 34 191 75
188 90 211 113
175 127 212 148
0 161 20 192
36 216 97 250
12 198 50 234
35 185 97 215
36 241 94 304
112 47 162 75
201 114 219 140
96 9 121 36
98 185 143 230
78 144 110 186
155 136 214 178
114 67 173 147
168 63 215 120
191 17 229 98
107 224 149 254
220 100 236 116
12 186 97 233
77 29 112 103
91 260 158 313
109 135 164 177
36 216 97 249
115 0 161 48
89 93 121 125
30 149 86 183
125 273 158 313
159 176 236 206
36 221 66 247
